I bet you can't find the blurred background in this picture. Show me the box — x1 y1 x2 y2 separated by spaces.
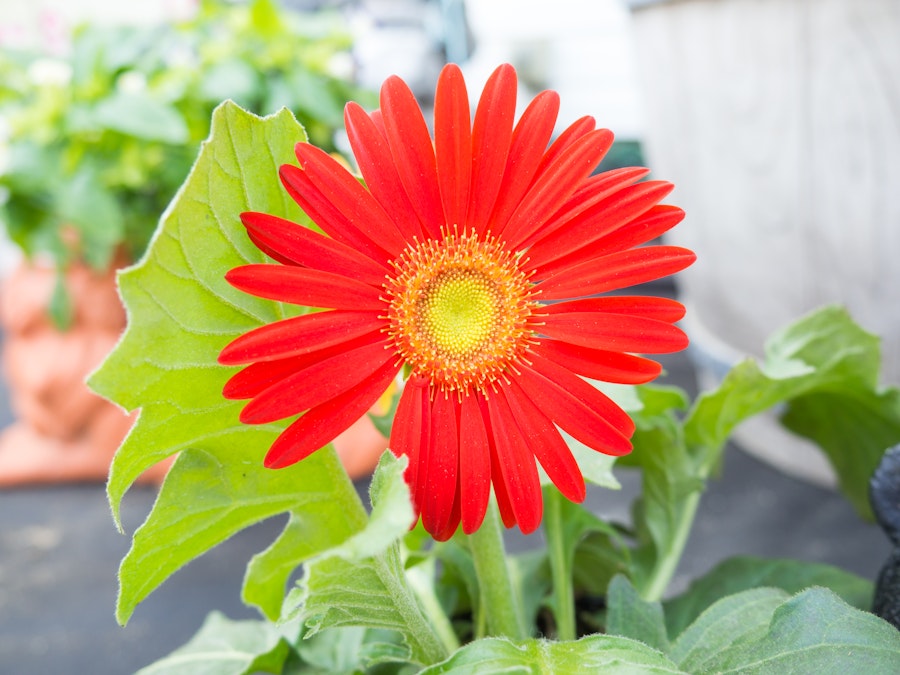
0 0 896 671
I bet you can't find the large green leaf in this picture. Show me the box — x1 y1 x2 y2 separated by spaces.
782 388 900 517
668 588 789 673
89 102 367 624
418 635 684 674
697 588 900 673
663 556 874 637
289 452 455 667
135 611 296 675
685 306 900 517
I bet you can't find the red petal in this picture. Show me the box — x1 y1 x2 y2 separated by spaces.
543 296 686 323
390 375 430 514
523 175 663 261
535 115 596 176
500 129 614 249
432 488 461 542
486 389 542 534
524 181 673 272
534 205 686 278
518 167 650 251
532 340 663 385
503 379 585 503
468 64 517 236
488 90 560 233
516 356 633 455
482 394 516 528
422 393 460 539
380 75 444 239
434 64 472 230
223 331 384 399
225 356 309 400
459 391 491 534
240 337 394 424
225 264 384 310
264 358 400 469
345 102 425 241
541 311 688 354
293 143 408 256
279 164 391 264
535 245 696 299
219 310 383 365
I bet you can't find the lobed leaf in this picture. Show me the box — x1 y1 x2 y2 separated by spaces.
89 102 368 624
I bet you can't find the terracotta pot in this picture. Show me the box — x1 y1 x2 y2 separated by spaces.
0 259 388 485
0 260 168 485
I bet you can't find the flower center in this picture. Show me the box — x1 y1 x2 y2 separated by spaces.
385 230 538 393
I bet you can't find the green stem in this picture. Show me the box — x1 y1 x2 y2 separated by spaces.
544 488 576 641
468 499 526 639
641 489 703 602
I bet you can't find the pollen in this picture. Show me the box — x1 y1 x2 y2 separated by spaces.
384 229 540 393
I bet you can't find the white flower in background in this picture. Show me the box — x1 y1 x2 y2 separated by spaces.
117 71 147 95
326 52 355 81
27 58 71 87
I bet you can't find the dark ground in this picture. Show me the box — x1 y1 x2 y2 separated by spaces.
0 334 891 674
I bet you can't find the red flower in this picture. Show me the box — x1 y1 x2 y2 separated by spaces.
219 63 695 540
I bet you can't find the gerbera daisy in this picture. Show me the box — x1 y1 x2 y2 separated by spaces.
218 63 695 541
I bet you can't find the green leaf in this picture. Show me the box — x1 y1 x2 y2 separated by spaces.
91 101 309 513
117 446 363 626
699 588 900 673
782 388 900 517
685 306 900 519
419 635 684 674
669 588 789 673
135 611 294 675
284 626 409 673
606 575 669 653
663 556 875 638
291 452 454 667
89 102 367 624
92 91 190 143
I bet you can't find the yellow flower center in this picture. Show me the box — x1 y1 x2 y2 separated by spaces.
385 230 539 393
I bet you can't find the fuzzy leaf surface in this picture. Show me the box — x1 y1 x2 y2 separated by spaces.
290 453 453 667
694 588 900 673
88 102 367 623
419 635 684 674
663 556 874 637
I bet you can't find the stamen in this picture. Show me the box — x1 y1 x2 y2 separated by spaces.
385 229 539 393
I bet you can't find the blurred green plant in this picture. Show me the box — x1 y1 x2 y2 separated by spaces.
0 0 373 276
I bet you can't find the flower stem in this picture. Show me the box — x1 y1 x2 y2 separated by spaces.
467 499 526 640
641 488 702 603
544 488 576 641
